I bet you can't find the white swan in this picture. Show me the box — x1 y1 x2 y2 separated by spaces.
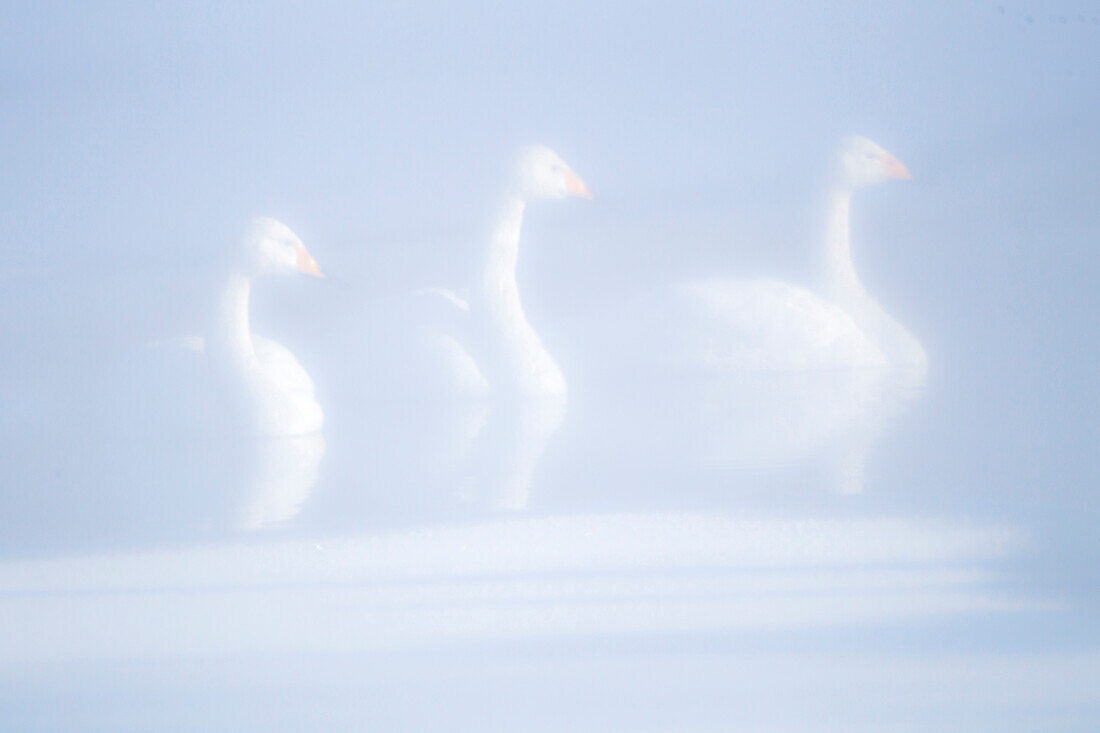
156 217 326 437
467 145 592 395
326 147 588 511
602 136 925 373
367 145 591 400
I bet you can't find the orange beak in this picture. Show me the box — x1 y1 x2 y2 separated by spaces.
563 168 593 199
879 153 912 180
296 246 324 278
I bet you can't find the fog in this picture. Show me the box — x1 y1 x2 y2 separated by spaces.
2 1 1099 729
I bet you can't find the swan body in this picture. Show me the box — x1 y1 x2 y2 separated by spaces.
160 332 322 437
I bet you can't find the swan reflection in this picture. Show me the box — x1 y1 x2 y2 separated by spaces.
581 365 925 494
239 433 326 529
335 393 563 515
468 394 567 511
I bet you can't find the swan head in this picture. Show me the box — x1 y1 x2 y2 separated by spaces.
240 217 323 279
835 136 911 190
512 145 592 202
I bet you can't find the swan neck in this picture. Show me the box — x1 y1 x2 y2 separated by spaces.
483 195 526 290
211 270 255 367
820 187 928 369
822 188 864 300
